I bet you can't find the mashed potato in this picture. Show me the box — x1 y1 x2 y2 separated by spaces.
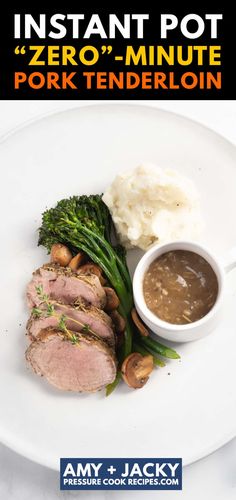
102 164 203 250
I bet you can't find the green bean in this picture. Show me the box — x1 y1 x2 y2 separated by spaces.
106 371 122 396
140 335 180 359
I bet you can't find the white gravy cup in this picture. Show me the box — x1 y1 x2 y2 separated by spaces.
133 241 236 343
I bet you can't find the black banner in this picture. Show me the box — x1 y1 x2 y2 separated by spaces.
0 6 234 99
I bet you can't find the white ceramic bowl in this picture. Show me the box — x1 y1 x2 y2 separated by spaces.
133 241 226 343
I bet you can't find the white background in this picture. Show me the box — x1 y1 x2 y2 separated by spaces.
0 100 235 500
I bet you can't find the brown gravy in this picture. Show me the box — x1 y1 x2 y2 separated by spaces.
143 250 218 325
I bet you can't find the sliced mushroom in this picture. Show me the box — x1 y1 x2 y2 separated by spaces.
104 287 120 311
68 252 86 271
121 353 154 389
77 262 106 285
50 243 73 267
77 262 102 277
101 277 107 286
131 308 149 337
110 310 126 334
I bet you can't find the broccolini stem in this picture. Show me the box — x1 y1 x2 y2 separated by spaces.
57 225 133 313
63 220 112 267
117 306 133 358
65 220 132 293
114 253 133 293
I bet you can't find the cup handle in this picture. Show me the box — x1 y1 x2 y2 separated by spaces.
222 246 236 273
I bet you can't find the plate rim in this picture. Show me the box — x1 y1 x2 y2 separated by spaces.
0 101 235 471
1 101 236 155
0 424 235 472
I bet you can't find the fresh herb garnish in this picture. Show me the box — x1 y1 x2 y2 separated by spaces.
58 314 67 332
70 333 80 345
31 307 43 318
81 323 90 333
33 285 101 345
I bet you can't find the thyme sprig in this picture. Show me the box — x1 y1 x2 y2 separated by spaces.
58 314 67 332
33 285 100 344
34 285 78 344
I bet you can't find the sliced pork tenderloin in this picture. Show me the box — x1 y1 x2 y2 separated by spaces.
25 328 117 392
26 263 106 309
27 302 116 348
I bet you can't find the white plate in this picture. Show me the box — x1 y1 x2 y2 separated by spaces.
0 104 236 471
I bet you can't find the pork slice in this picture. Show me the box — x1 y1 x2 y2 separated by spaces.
25 328 117 392
26 263 106 309
27 302 115 348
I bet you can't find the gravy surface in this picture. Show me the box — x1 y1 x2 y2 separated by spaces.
143 250 218 325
